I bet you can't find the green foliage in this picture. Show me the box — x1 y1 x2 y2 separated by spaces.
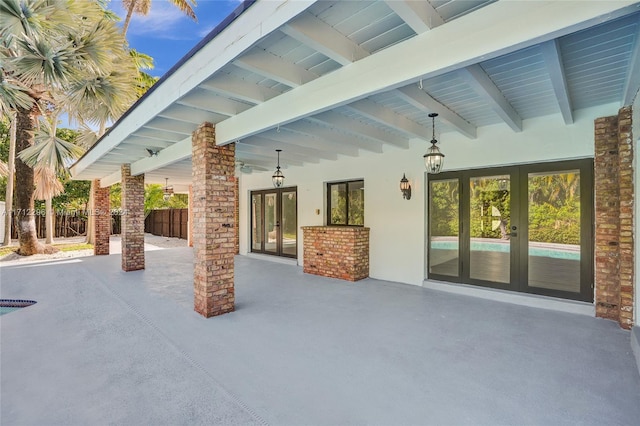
429 172 581 245
329 181 364 226
144 184 188 214
430 179 459 237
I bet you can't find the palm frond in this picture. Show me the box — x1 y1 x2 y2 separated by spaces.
0 73 34 115
11 36 78 87
18 125 84 172
170 0 197 22
129 49 154 70
76 126 99 150
33 165 63 200
0 160 8 177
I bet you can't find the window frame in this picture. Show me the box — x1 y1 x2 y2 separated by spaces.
326 179 365 226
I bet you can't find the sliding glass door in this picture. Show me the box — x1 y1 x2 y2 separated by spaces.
428 159 593 302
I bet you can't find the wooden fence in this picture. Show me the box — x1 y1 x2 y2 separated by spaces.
144 208 188 240
9 213 121 239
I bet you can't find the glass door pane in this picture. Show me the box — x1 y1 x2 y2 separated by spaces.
264 193 278 254
527 170 581 293
469 175 511 284
281 190 297 257
429 179 460 277
251 194 262 252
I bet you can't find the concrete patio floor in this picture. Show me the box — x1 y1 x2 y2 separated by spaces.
1 248 639 425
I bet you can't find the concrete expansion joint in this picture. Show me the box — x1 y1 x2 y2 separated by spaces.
89 267 268 426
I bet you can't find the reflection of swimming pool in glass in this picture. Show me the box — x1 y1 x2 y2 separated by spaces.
430 240 580 260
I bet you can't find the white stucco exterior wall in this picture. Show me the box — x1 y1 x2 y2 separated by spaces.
239 103 619 287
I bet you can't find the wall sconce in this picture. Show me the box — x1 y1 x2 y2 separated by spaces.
424 112 445 174
272 149 285 188
400 173 411 200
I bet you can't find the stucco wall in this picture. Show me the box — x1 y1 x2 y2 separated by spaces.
239 103 618 286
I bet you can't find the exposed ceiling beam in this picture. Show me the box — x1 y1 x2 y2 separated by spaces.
275 125 362 156
458 64 522 132
143 117 196 135
346 98 432 141
384 0 444 34
132 128 186 142
71 0 316 178
130 137 192 176
280 11 369 65
235 150 301 167
395 85 476 138
310 111 410 149
235 142 316 164
99 170 122 188
199 73 283 103
233 50 319 87
158 104 224 125
540 40 574 124
215 1 638 145
243 135 338 161
177 91 252 116
622 15 640 105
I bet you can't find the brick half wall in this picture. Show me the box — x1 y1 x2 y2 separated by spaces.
302 226 370 281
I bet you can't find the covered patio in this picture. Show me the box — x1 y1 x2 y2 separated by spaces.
2 249 639 424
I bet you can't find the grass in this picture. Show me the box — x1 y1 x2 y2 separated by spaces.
0 242 93 257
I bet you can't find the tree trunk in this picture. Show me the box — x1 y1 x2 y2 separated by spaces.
3 112 16 246
122 0 137 36
15 107 44 255
45 197 54 245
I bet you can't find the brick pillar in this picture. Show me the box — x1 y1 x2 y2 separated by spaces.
594 106 634 329
121 164 145 272
188 185 194 248
235 178 240 255
192 123 235 317
93 179 110 256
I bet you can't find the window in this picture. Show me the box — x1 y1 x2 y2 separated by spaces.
327 180 364 226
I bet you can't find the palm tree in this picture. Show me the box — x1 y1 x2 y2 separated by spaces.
19 115 84 245
0 0 138 255
122 0 197 36
2 114 16 246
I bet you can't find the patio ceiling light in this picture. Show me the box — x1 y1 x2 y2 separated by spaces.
400 173 411 200
163 178 174 201
272 149 285 188
424 113 445 174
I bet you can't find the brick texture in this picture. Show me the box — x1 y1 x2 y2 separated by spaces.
302 226 370 281
121 164 145 271
235 179 240 255
594 106 634 329
192 123 236 318
93 179 110 256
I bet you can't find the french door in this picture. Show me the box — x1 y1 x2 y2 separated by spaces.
428 159 593 302
251 187 297 258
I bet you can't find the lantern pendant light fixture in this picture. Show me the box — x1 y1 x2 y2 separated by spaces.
163 178 173 201
424 112 445 174
400 173 411 200
272 149 285 188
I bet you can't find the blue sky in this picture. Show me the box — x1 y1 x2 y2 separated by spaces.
109 0 242 77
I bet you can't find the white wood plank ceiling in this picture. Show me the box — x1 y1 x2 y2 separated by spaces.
71 0 640 192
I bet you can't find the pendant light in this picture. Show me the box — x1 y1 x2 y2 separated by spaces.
272 149 284 188
424 113 445 174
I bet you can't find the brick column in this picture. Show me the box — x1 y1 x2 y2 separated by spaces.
188 185 194 248
121 164 145 272
192 123 235 317
235 178 240 255
93 179 110 256
594 106 634 329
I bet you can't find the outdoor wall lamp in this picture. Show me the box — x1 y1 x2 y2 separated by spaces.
400 173 411 200
272 149 285 188
424 112 445 174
